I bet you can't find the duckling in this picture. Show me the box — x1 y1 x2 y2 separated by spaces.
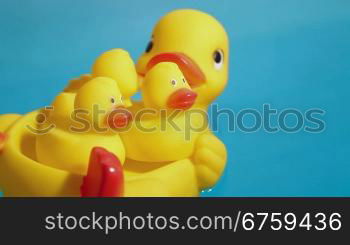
64 49 139 107
92 49 138 107
120 62 199 163
36 77 132 176
142 62 197 110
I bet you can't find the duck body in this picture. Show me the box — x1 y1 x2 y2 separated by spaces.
0 111 200 197
36 77 131 176
121 108 207 162
0 76 131 196
36 126 126 176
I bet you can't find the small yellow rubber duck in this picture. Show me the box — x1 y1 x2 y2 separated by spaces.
36 77 132 176
65 49 138 107
120 62 198 162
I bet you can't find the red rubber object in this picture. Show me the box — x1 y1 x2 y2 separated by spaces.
107 107 132 129
167 88 197 110
81 147 124 197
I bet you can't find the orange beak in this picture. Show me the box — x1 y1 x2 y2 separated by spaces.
146 52 206 88
167 88 197 110
107 107 132 129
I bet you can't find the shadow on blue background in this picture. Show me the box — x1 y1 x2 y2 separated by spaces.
0 0 349 196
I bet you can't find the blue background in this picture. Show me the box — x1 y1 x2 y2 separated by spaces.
0 0 349 196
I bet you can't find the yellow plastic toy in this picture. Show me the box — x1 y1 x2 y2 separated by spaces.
122 9 229 195
120 62 199 162
65 49 138 107
36 77 130 176
0 9 229 197
92 49 138 107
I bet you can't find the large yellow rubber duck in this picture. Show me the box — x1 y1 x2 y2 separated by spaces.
36 77 131 176
122 9 229 196
120 62 198 162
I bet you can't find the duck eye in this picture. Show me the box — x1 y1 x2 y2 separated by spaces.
213 49 224 70
182 78 186 83
145 41 153 53
110 97 116 104
171 79 177 86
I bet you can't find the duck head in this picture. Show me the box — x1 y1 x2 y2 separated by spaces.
92 49 139 107
74 77 132 131
142 62 197 111
137 9 229 107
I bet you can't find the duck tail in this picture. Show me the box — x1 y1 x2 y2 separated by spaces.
81 147 124 197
